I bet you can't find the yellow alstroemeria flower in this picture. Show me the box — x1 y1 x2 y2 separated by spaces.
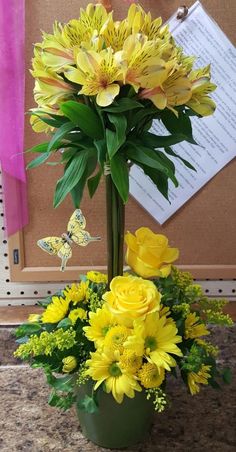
85 349 142 403
125 227 179 278
100 16 131 52
65 48 121 106
140 67 192 113
36 25 75 71
32 70 76 107
187 65 216 116
117 34 169 92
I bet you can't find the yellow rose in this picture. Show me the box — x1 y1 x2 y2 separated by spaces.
125 227 179 278
103 275 161 325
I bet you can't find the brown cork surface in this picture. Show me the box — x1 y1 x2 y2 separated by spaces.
0 325 235 451
14 0 236 277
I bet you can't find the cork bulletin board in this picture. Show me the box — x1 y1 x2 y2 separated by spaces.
8 0 236 282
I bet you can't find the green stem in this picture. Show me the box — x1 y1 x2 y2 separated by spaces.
106 174 125 285
106 174 113 284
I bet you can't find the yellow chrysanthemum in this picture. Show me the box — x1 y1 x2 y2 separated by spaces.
65 48 121 106
185 313 210 339
138 363 165 389
86 349 142 403
41 296 70 324
86 271 108 284
64 281 89 304
119 349 142 374
187 364 211 395
28 313 41 323
103 325 131 354
83 305 116 347
68 308 87 325
62 355 77 373
127 312 182 371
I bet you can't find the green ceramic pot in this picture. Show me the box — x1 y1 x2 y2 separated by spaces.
76 382 155 449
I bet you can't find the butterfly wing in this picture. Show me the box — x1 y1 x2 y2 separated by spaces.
68 209 86 235
71 230 101 247
58 242 72 271
37 237 64 255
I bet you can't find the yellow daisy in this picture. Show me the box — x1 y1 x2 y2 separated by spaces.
41 296 70 324
83 305 116 347
184 313 209 339
187 364 211 395
86 349 142 403
127 312 182 371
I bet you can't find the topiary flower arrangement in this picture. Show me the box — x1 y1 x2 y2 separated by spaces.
15 3 233 448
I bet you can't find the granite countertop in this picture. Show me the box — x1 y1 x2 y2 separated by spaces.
0 326 235 452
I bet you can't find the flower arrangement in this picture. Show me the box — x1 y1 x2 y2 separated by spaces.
15 236 232 412
15 2 233 448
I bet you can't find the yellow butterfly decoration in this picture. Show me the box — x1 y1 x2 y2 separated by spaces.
37 209 101 271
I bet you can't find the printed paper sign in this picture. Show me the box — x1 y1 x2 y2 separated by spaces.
129 1 236 224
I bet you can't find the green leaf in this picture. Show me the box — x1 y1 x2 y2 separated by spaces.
57 318 72 329
103 98 144 113
164 147 196 171
126 143 169 176
27 152 51 169
160 109 197 145
25 142 50 154
87 169 102 198
94 139 107 168
29 113 66 129
110 154 129 203
77 395 99 414
61 101 103 139
106 114 127 159
128 106 157 131
70 154 97 207
15 323 42 338
48 390 75 411
53 150 90 208
138 163 169 201
47 122 75 153
47 374 75 392
142 131 186 148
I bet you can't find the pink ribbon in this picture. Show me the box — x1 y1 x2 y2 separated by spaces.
0 0 28 236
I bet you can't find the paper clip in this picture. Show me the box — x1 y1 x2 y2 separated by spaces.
176 5 189 20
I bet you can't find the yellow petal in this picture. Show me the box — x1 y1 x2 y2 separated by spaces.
96 84 120 107
65 68 86 85
124 231 138 253
161 247 179 263
159 265 172 278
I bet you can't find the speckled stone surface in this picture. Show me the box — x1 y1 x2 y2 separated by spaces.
0 326 235 452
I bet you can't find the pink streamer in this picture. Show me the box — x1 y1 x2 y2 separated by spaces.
0 0 28 236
